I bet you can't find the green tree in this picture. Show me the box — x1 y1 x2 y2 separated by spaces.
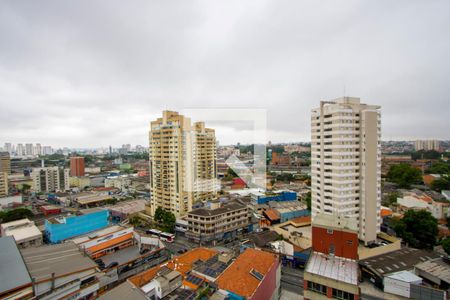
387 164 422 188
383 191 399 206
21 184 31 194
129 216 141 227
304 191 312 210
0 208 33 223
154 207 176 233
442 238 450 255
394 210 438 249
412 150 441 160
431 178 450 192
426 162 449 174
154 207 164 223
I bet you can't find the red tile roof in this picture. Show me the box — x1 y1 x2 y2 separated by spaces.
264 209 280 221
216 248 278 298
128 247 217 287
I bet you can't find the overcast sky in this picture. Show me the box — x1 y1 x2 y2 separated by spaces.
1 1 449 148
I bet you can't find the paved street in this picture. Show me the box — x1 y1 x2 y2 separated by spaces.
281 266 304 295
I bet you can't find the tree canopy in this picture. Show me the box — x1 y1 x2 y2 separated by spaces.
393 210 438 249
426 162 450 175
431 178 450 192
154 207 176 233
0 208 33 224
387 164 422 188
412 150 441 160
304 191 311 211
442 238 450 255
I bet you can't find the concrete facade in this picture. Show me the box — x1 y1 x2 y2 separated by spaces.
149 111 218 217
311 97 381 245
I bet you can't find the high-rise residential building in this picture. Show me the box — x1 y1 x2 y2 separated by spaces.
192 121 218 202
0 171 7 197
70 157 85 177
42 146 53 155
0 152 11 175
25 143 33 156
311 97 381 245
414 139 440 151
149 111 218 217
16 144 24 157
35 143 42 156
3 143 12 155
31 167 70 193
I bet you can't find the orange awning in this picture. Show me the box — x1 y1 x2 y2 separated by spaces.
88 233 133 253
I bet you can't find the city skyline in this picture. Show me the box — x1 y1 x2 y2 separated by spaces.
1 1 450 147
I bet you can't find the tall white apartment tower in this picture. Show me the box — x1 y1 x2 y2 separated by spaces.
311 97 381 245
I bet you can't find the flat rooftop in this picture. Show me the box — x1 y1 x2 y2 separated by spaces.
306 252 358 285
71 225 123 245
98 281 147 300
1 218 42 242
188 202 246 217
101 244 143 266
77 195 112 205
20 242 97 282
0 237 31 295
360 247 441 277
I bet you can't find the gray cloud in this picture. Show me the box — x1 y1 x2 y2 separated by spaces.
0 0 449 147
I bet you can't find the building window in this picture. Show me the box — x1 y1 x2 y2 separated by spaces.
332 289 354 300
307 281 327 295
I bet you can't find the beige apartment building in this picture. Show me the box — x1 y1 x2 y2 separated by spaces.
31 166 70 193
414 139 440 151
311 97 381 245
149 111 218 217
0 171 7 197
185 201 249 243
0 152 11 175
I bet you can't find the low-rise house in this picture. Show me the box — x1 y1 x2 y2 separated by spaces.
1 218 43 248
140 267 182 299
122 248 218 299
442 190 450 201
423 174 441 186
216 248 281 300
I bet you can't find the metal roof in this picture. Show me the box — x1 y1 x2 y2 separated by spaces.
98 281 147 300
306 252 358 285
415 258 450 284
385 270 422 283
0 237 31 295
20 241 97 282
360 247 441 277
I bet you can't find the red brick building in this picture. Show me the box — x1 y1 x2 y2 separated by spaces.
312 220 358 260
70 157 85 177
304 214 360 300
